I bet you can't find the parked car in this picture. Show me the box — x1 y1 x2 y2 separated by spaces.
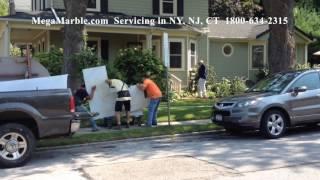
0 89 82 168
212 69 320 138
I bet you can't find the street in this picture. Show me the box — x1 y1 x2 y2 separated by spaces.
2 126 320 180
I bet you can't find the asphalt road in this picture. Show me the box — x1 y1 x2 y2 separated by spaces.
2 126 320 180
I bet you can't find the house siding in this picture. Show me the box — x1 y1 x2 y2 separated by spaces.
209 41 249 79
15 0 32 12
53 0 65 9
184 0 208 22
296 44 306 64
109 0 153 16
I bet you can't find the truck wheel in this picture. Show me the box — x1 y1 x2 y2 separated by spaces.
0 123 36 168
261 110 287 139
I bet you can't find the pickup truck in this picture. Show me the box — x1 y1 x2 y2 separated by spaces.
0 89 80 168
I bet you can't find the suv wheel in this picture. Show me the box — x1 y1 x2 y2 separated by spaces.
261 110 287 139
0 123 36 168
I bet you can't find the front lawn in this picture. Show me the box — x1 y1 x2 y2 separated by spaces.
153 99 214 122
38 124 221 148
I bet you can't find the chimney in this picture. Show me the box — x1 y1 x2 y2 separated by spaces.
9 0 16 15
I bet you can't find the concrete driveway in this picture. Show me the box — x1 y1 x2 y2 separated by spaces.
1 126 320 180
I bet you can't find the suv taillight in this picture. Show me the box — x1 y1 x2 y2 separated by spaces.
70 96 75 113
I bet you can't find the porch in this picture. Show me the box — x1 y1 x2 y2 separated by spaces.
0 21 206 92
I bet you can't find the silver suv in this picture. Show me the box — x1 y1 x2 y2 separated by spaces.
212 69 320 138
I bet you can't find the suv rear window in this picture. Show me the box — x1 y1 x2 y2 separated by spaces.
290 72 320 91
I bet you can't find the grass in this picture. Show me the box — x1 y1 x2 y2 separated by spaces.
160 98 215 107
38 124 221 148
80 99 215 127
149 99 215 122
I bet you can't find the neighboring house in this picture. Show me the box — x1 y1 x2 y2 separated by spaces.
0 0 313 91
208 21 313 80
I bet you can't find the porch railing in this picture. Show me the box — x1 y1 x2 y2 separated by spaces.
169 73 182 93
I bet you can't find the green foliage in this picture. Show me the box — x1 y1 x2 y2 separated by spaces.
255 68 269 82
205 66 217 91
230 76 247 95
0 0 8 16
35 47 63 75
113 48 166 89
71 47 102 77
210 77 247 98
211 78 232 98
35 47 101 79
294 5 320 38
209 0 263 18
10 45 21 57
294 63 311 70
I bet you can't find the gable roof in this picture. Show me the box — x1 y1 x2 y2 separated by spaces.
208 20 313 43
208 20 268 39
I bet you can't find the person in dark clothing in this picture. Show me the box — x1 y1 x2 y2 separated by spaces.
74 84 99 132
197 60 207 98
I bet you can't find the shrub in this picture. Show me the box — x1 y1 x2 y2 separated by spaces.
211 78 231 98
35 47 102 79
230 76 247 95
255 68 269 82
35 47 63 75
113 48 166 90
210 77 247 98
294 63 311 70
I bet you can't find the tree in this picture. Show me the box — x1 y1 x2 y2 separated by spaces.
63 0 88 90
209 0 264 18
114 48 166 91
0 0 8 16
262 0 296 73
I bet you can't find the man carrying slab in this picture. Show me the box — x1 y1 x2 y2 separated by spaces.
106 79 132 129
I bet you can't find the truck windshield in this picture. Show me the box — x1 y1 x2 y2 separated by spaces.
248 72 300 93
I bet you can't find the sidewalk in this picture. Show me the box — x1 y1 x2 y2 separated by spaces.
78 119 212 134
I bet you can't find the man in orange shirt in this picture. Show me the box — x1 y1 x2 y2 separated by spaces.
138 74 162 127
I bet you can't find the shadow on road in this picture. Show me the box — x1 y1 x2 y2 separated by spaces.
1 125 320 179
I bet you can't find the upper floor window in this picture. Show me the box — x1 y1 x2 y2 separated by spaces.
87 0 100 12
160 0 177 16
32 0 45 11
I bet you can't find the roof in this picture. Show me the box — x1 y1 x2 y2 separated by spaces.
0 11 202 32
208 20 313 42
208 20 269 39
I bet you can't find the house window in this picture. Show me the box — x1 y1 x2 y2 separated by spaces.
222 44 233 57
251 45 265 69
169 40 184 69
32 0 45 11
87 0 100 11
42 41 45 52
160 0 177 16
190 41 197 68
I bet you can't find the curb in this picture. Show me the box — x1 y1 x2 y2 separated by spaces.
36 128 224 152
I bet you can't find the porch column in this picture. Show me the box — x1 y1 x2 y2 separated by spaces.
1 23 10 57
146 33 152 50
305 44 308 64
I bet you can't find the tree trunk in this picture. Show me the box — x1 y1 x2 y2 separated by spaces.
63 0 88 91
9 0 16 15
262 0 296 74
